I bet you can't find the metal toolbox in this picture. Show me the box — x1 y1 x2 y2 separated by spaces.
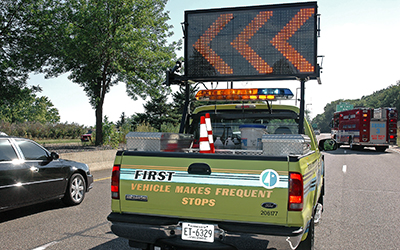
262 134 312 156
126 132 193 152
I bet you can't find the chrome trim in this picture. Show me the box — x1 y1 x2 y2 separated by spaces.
8 138 24 160
0 178 64 189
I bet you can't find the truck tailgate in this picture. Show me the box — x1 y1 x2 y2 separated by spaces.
118 151 289 225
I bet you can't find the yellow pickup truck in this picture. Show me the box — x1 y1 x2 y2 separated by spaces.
107 88 336 250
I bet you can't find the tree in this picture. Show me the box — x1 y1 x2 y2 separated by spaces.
116 112 126 129
0 0 68 125
171 84 201 115
39 0 180 145
312 80 400 132
0 85 60 123
0 0 52 99
312 99 354 133
134 94 178 131
362 81 400 111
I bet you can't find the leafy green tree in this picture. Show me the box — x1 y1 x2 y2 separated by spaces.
0 0 55 103
169 84 202 132
134 94 178 131
116 112 126 129
0 85 60 123
361 81 400 111
38 0 180 145
171 84 201 115
312 81 400 133
102 116 119 148
312 99 353 133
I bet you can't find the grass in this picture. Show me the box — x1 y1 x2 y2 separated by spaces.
398 130 400 146
36 138 82 144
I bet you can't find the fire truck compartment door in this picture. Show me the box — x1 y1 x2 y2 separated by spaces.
370 121 386 143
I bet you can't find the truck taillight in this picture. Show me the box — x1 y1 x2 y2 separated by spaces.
289 172 303 211
111 165 120 199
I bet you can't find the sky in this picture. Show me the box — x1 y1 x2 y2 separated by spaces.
28 0 400 127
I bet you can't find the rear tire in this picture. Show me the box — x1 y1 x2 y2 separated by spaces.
62 173 86 206
349 139 360 150
375 146 387 152
296 217 314 250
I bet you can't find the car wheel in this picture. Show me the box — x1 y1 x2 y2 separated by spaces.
296 217 314 250
62 173 86 206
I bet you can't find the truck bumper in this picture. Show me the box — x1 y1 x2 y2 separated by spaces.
108 213 304 250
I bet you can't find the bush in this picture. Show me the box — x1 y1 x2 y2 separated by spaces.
160 122 179 133
135 122 158 132
102 116 119 149
0 121 87 139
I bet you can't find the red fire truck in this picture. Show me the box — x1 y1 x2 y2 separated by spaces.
331 107 397 152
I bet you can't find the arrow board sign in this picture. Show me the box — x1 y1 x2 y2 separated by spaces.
184 2 318 81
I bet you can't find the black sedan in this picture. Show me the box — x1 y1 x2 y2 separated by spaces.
0 135 93 212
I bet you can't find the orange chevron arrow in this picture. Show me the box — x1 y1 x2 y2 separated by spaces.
231 11 273 74
270 8 315 73
193 14 234 75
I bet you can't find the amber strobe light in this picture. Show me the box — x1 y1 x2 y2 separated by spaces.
195 88 294 101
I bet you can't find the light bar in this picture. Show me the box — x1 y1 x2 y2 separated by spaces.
195 88 294 101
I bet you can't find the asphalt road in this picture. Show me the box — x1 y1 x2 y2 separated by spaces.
1 145 400 250
314 145 400 249
0 168 131 250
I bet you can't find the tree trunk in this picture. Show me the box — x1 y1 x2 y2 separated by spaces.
94 77 106 146
95 104 103 146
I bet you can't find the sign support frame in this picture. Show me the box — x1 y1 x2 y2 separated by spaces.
298 78 307 135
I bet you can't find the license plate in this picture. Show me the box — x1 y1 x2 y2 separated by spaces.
181 222 214 243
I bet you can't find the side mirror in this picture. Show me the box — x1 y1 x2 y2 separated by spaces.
50 152 60 160
319 139 338 151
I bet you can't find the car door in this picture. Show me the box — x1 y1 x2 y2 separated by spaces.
14 139 68 202
0 138 33 210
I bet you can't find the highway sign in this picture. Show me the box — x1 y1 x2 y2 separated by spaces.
185 2 318 81
336 103 354 112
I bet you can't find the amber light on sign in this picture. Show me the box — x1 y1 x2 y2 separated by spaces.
270 8 315 73
193 14 234 75
231 11 273 74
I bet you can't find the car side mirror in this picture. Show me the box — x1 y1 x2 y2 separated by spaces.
50 152 60 160
318 139 338 151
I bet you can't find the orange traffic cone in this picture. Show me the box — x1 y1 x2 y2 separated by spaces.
199 116 212 153
205 113 215 153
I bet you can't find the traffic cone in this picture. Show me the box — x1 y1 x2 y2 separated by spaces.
199 116 212 153
205 113 215 153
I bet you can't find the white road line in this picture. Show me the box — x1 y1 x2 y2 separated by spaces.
389 147 400 154
342 165 347 173
31 241 58 250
